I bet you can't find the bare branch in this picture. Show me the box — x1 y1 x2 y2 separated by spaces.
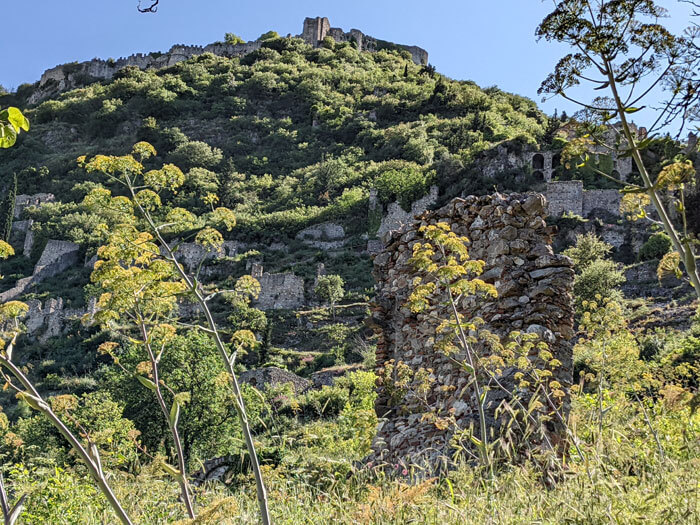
137 0 159 13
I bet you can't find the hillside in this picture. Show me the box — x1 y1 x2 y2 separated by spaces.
0 14 698 525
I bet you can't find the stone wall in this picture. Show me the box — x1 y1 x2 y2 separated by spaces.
301 16 428 65
546 181 623 219
174 241 243 272
582 189 622 217
21 297 97 343
370 193 574 467
0 240 80 302
29 17 428 104
545 181 583 217
14 194 55 219
251 264 305 310
296 222 346 249
377 185 439 237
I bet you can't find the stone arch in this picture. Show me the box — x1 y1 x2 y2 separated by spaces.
532 153 545 170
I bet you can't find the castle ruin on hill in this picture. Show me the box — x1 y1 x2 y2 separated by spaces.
29 17 428 104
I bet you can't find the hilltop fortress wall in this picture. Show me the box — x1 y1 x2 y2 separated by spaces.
29 17 428 104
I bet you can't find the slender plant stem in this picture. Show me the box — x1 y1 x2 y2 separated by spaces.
602 58 700 300
447 288 491 475
128 186 272 525
138 320 196 519
0 349 133 525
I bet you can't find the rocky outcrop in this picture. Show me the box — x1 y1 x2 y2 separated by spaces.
240 366 310 394
0 240 80 302
370 193 575 468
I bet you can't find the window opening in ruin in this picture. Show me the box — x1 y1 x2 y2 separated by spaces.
552 153 561 169
532 153 545 170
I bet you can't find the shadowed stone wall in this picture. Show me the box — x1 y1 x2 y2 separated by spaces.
370 193 574 467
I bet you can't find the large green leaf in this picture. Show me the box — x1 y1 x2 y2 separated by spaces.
0 122 18 148
0 107 29 148
4 107 30 132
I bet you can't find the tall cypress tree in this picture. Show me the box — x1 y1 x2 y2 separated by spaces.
0 173 17 242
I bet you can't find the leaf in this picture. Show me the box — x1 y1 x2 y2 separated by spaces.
458 361 475 375
160 462 182 478
594 82 610 90
169 400 180 429
8 494 27 525
624 106 645 113
136 375 157 391
5 107 30 132
0 123 18 149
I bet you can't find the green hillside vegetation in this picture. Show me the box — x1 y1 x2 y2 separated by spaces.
1 36 547 245
0 13 698 524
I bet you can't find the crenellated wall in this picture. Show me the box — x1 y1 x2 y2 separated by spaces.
29 17 428 104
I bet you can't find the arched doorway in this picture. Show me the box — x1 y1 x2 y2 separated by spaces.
532 153 545 170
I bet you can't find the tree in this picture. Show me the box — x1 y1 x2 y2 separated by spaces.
225 33 246 45
80 142 271 525
258 31 280 42
564 233 624 311
573 258 626 311
563 233 613 270
315 274 345 318
0 174 17 242
537 0 700 299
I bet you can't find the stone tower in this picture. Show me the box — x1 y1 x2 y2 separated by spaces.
302 16 331 47
370 193 575 468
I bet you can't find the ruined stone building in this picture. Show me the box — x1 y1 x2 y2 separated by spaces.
371 193 574 467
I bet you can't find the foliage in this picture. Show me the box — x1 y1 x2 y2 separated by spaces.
224 33 245 45
102 332 243 464
314 274 344 318
2 37 548 240
563 233 612 271
537 0 700 297
638 232 672 261
573 259 625 311
0 108 29 149
0 173 17 242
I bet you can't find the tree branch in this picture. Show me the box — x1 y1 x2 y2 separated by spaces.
137 0 159 12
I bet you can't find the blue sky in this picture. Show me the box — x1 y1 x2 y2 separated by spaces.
1 1 694 123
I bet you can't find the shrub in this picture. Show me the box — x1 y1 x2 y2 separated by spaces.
224 33 245 45
573 259 626 311
168 140 223 171
564 233 613 271
638 232 672 261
